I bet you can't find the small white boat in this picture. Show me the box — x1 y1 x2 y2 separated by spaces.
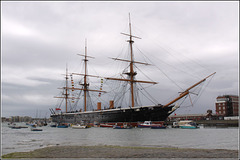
172 122 180 128
71 124 88 129
138 121 165 128
178 120 199 129
138 121 152 128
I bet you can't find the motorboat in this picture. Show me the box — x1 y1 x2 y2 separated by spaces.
138 121 166 129
178 120 199 129
138 121 152 128
57 123 69 128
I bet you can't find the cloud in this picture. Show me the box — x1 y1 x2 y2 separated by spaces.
1 2 238 118
2 18 37 37
2 65 63 87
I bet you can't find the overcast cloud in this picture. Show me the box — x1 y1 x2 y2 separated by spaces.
1 2 239 118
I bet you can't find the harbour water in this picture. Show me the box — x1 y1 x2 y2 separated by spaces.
1 122 238 155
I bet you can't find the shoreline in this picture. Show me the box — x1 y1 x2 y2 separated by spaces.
2 145 238 159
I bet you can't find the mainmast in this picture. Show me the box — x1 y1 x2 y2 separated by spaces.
68 40 106 112
128 13 135 108
83 40 88 112
106 13 157 108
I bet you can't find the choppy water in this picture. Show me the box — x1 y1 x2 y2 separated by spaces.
1 122 239 155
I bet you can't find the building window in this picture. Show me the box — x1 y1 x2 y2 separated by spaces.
223 106 225 109
219 111 221 114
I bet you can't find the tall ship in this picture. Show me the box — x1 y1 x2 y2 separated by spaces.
50 15 216 125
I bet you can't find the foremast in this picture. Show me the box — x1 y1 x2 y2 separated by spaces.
69 40 106 112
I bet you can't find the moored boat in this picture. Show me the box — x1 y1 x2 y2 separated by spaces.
113 125 133 129
29 123 37 128
100 124 114 128
178 120 199 129
113 123 133 129
50 123 57 127
71 124 88 129
57 123 69 128
138 121 165 129
150 125 166 129
9 125 28 129
172 121 180 128
10 126 21 129
138 121 153 128
31 128 43 131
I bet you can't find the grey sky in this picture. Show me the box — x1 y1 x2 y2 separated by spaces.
1 2 239 118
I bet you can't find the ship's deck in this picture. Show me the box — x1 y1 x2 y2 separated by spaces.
51 104 162 116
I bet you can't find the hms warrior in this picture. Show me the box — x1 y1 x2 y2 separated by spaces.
50 15 216 125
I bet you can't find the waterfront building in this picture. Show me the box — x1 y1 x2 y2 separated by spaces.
215 95 239 116
6 116 33 122
1 117 7 122
168 114 207 121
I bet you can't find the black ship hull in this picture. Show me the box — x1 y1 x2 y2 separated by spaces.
50 104 177 124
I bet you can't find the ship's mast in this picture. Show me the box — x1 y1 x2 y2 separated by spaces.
128 14 135 108
83 40 88 112
106 13 157 108
65 66 69 112
55 65 80 113
68 40 106 112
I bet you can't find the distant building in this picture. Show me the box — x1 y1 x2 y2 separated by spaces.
168 113 207 121
215 95 239 117
11 116 20 122
1 117 7 122
8 116 33 122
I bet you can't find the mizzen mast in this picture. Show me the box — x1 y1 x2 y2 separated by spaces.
54 65 80 113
